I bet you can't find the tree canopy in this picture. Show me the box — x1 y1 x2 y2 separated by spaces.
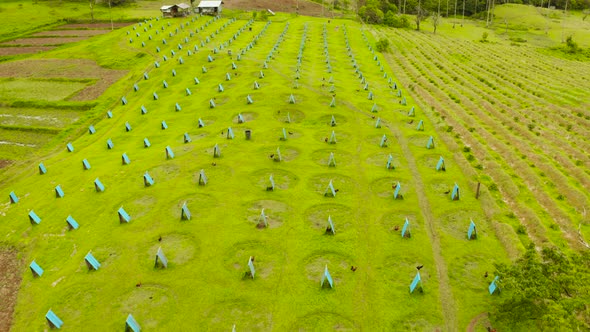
492 244 590 330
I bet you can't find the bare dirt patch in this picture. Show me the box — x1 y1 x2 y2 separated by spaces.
33 29 111 37
0 46 56 56
0 247 21 332
58 23 132 30
0 59 127 101
0 159 13 168
225 0 328 16
2 37 88 46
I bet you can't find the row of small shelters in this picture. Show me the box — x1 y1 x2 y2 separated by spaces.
160 1 222 17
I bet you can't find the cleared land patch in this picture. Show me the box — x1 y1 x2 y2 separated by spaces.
0 46 56 56
0 58 127 101
0 78 90 102
225 0 327 16
32 29 111 37
1 36 88 46
58 23 132 30
0 107 80 129
0 247 21 332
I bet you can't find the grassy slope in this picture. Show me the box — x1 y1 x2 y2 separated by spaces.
0 0 162 41
373 4 590 254
0 12 514 330
422 4 590 48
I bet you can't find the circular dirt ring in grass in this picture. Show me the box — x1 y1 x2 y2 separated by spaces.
163 143 194 159
301 250 354 288
249 168 299 190
200 142 231 159
290 311 358 331
244 199 291 229
366 133 399 148
53 283 101 324
426 176 457 198
147 232 199 266
121 284 179 329
203 298 273 330
223 239 284 279
188 162 234 183
208 96 230 107
420 153 447 170
177 132 207 145
196 115 217 127
313 128 353 146
270 127 303 140
257 145 300 162
438 208 485 240
407 134 432 148
307 173 355 197
370 176 411 198
273 109 305 123
304 203 354 232
379 253 434 285
316 113 347 126
310 148 353 167
366 152 404 168
83 246 119 270
168 193 218 221
231 111 258 124
381 209 420 234
149 163 181 182
114 195 157 221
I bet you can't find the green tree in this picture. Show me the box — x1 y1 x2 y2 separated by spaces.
384 10 411 27
375 37 390 52
492 244 590 330
359 0 386 23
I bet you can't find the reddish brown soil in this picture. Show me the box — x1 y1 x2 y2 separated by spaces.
0 160 13 168
0 248 21 332
58 22 132 29
224 0 331 17
0 58 127 101
0 46 56 56
1 36 88 46
33 29 111 37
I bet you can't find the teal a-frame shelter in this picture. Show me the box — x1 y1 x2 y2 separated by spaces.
46 309 64 329
320 265 334 289
409 271 423 293
125 314 141 332
155 247 168 269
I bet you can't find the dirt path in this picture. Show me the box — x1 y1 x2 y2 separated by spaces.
0 46 56 56
386 121 458 331
225 0 331 17
467 312 489 332
0 248 21 332
361 28 457 330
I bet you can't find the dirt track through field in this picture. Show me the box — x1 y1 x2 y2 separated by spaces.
0 46 56 56
225 0 331 17
0 248 21 332
58 22 132 29
33 29 111 37
2 36 88 46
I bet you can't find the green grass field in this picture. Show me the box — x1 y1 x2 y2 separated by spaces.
0 2 589 331
0 13 514 330
0 78 91 101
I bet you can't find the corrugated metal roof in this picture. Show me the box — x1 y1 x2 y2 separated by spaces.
198 0 222 7
177 3 191 8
